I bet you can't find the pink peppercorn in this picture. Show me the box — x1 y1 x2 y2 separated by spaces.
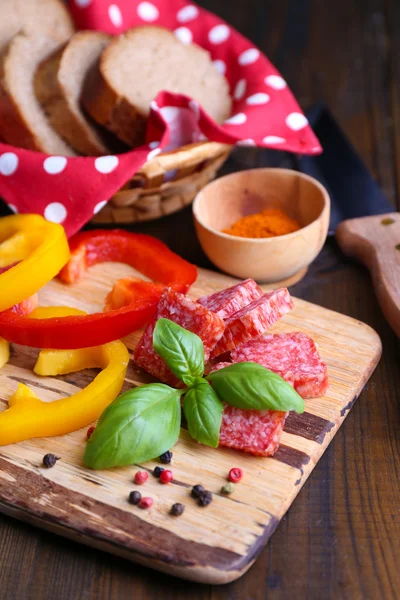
159 469 173 484
134 471 149 485
86 426 95 440
228 468 243 483
138 497 153 509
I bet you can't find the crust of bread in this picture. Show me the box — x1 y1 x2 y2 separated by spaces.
0 0 74 53
35 32 111 155
82 26 232 148
82 58 147 147
0 34 76 155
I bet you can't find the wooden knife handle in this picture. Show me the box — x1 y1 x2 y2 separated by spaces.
336 212 400 337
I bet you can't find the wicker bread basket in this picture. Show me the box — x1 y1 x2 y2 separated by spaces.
91 141 231 224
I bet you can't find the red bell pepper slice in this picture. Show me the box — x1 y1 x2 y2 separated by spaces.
0 231 197 349
59 230 197 286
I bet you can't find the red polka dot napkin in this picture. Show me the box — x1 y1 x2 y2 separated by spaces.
0 0 322 236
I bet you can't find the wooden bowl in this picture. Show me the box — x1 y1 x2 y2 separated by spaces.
193 168 330 282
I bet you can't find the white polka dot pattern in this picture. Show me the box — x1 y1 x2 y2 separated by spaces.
7 204 18 213
174 27 192 44
238 48 260 65
43 156 67 175
233 79 247 101
147 148 161 161
0 153 18 176
94 155 119 174
93 200 108 215
108 4 122 27
44 202 67 224
208 24 230 44
263 136 286 144
286 113 308 131
177 5 199 23
137 2 159 21
246 93 270 105
213 60 226 74
236 139 256 146
0 1 320 237
224 113 247 125
265 75 287 90
189 100 200 118
160 106 181 123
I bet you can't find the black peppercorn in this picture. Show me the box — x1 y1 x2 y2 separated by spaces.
42 454 60 468
191 484 205 499
198 491 213 507
129 491 141 505
159 451 172 464
170 503 185 517
153 466 164 478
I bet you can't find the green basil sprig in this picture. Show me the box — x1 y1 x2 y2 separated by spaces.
84 318 305 470
84 384 181 469
207 362 304 414
153 318 204 386
183 382 223 448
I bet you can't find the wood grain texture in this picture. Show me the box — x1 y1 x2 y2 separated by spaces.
336 213 400 338
0 263 381 584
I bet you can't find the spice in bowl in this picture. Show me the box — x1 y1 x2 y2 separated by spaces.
223 208 301 239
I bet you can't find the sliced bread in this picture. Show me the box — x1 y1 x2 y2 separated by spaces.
82 26 232 147
35 31 112 156
0 0 74 53
0 34 76 155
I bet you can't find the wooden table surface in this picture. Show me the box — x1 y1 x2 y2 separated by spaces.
1 0 400 598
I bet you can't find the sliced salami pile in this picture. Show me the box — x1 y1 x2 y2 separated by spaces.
231 333 329 399
210 287 294 358
198 278 263 319
221 407 287 457
134 288 225 387
134 279 329 457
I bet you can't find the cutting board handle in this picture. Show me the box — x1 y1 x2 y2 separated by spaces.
336 213 400 337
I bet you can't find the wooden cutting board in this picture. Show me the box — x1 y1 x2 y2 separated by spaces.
0 263 381 584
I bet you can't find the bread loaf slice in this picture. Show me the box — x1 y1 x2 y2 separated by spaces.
35 31 112 156
0 34 76 155
0 0 74 53
82 26 232 147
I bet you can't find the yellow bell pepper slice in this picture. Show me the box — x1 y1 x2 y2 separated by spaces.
29 306 86 319
0 338 9 368
0 306 129 445
0 230 43 268
0 214 70 312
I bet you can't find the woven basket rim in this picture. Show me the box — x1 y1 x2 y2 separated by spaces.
138 141 231 180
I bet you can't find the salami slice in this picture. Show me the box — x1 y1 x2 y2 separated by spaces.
210 288 293 358
209 361 287 456
231 332 329 398
134 289 225 387
220 405 287 456
197 278 263 319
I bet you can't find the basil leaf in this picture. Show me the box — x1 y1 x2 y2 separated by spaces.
84 384 182 470
183 382 223 448
207 362 304 414
153 318 204 386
